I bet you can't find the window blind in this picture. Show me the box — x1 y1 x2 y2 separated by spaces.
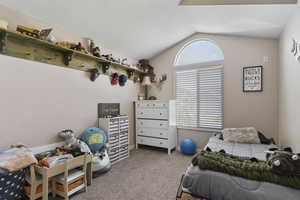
176 66 224 129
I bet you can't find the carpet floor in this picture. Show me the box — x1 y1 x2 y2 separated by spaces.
67 148 191 200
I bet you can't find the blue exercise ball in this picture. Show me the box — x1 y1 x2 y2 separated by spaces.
82 127 108 153
180 138 197 155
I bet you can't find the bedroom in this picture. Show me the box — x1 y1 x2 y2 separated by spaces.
0 0 299 200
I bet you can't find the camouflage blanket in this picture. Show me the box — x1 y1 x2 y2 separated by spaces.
192 150 300 189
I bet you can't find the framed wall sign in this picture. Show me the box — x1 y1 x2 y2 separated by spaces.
243 66 263 92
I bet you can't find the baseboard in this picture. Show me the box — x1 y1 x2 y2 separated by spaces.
129 144 135 151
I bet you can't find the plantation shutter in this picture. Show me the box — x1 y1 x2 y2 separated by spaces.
176 66 224 129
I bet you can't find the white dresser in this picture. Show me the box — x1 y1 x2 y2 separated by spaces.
135 100 177 155
98 116 129 164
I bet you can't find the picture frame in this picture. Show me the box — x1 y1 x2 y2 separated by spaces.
243 66 263 92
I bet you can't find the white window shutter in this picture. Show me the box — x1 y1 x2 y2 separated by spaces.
176 66 224 129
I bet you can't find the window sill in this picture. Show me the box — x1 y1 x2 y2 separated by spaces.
177 127 222 133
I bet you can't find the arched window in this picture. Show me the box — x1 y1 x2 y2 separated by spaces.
175 40 224 129
175 40 224 67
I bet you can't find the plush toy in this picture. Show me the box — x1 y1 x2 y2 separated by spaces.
82 128 111 174
266 147 300 176
58 129 91 153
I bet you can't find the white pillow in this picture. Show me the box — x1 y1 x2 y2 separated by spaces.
222 127 260 144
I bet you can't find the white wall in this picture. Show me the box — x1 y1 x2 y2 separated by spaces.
278 5 300 152
150 33 279 148
0 55 140 148
0 6 140 148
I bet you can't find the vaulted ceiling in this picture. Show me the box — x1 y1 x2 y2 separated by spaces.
0 0 298 59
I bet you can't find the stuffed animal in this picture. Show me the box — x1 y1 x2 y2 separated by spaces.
58 129 91 153
266 147 300 176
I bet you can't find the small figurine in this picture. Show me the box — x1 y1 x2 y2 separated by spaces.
103 54 113 61
71 42 84 51
92 46 101 57
71 42 90 54
121 58 128 65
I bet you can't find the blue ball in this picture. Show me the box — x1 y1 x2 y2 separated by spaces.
180 138 197 155
82 128 108 153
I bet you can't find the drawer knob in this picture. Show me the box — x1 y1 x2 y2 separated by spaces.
160 142 163 144
160 124 162 126
160 133 163 135
160 113 162 115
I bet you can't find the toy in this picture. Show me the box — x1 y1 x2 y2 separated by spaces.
82 128 108 153
55 42 89 54
121 58 128 65
71 42 89 54
17 25 40 38
57 129 91 153
39 28 53 40
16 25 52 40
39 157 49 167
180 138 197 155
103 54 113 61
92 144 111 174
266 147 300 176
92 46 101 57
82 128 111 173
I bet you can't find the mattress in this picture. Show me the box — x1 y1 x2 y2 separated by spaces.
182 136 300 200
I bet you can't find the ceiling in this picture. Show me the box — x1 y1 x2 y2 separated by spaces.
0 0 298 59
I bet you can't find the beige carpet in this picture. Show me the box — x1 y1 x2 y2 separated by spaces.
69 148 191 200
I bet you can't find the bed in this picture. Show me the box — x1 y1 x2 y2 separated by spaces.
179 135 300 200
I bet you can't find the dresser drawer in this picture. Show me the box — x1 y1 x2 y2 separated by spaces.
137 128 168 139
136 109 168 120
136 119 168 129
137 136 168 148
136 101 168 109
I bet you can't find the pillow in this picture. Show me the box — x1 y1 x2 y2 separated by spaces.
222 127 261 144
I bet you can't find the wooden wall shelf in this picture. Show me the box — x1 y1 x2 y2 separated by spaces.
0 29 151 81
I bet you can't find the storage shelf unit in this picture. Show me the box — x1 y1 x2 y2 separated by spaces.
0 28 151 79
98 116 129 164
135 100 177 155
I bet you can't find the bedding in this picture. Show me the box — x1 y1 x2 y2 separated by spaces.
181 136 300 200
0 147 37 172
192 150 300 189
222 127 261 144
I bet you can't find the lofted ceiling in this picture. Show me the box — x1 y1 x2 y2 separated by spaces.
0 0 298 59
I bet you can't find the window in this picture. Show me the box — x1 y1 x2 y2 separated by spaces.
175 40 224 130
